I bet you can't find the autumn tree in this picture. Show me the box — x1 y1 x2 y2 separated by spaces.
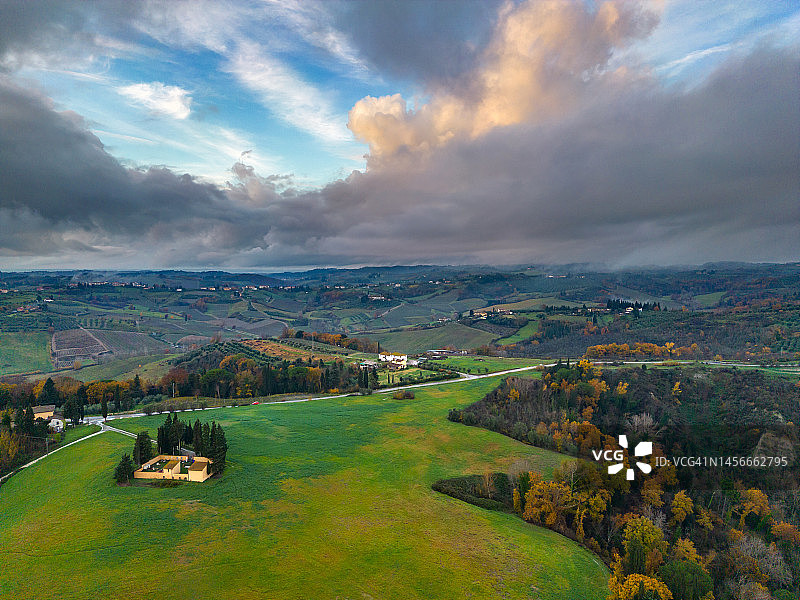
670 491 693 528
737 488 770 528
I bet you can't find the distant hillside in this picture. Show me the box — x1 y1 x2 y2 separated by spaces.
363 322 495 353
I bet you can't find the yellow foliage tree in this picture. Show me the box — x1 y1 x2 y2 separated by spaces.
672 538 702 564
737 488 770 528
771 521 800 544
615 382 629 396
623 516 668 575
670 490 693 526
611 574 673 600
641 478 664 508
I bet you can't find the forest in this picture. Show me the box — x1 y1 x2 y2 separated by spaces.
445 362 799 599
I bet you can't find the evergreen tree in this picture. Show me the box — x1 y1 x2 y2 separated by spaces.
133 431 153 465
22 405 35 436
193 420 203 456
114 453 135 484
39 377 59 406
201 422 211 456
210 423 227 473
101 397 108 421
13 407 24 432
62 396 80 427
130 375 143 400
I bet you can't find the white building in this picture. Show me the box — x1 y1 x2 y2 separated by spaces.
378 352 408 368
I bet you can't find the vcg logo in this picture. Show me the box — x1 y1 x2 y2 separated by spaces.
592 435 652 481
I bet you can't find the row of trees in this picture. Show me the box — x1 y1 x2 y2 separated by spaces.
156 414 227 472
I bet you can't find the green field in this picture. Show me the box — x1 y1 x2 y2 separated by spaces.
0 331 52 376
426 355 550 373
497 320 540 344
482 297 591 311
0 376 608 600
364 322 496 353
693 291 726 307
30 353 180 383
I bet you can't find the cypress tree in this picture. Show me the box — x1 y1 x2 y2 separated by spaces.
22 405 35 436
201 422 211 456
114 453 135 484
193 420 203 456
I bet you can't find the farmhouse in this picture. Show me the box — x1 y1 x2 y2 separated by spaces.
32 405 55 420
378 352 407 368
134 455 213 482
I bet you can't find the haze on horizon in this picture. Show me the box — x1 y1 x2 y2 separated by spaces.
0 0 798 271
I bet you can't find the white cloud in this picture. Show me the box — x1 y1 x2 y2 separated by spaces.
117 82 193 119
227 42 352 144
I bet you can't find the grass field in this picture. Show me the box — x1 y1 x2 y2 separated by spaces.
693 291 726 308
482 297 592 311
425 355 550 373
497 320 540 344
364 322 496 353
0 376 608 600
30 354 180 383
0 331 52 376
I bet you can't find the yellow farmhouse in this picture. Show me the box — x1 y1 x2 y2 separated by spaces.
133 455 213 482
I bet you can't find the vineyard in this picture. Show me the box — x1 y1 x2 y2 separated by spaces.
51 328 109 368
240 339 346 362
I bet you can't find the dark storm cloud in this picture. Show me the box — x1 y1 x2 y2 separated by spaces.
0 0 796 269
330 0 502 86
1 45 797 269
320 46 798 266
330 45 799 266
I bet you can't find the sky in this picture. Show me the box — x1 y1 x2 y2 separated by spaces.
0 0 798 271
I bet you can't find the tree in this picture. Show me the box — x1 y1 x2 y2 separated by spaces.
38 377 59 405
737 488 770 528
670 491 693 527
201 422 211 456
114 453 135 484
130 375 143 401
611 574 674 600
62 396 81 427
623 516 668 576
210 422 227 473
101 397 108 421
658 560 712 600
192 420 203 456
625 537 647 575
133 431 153 466
21 405 35 436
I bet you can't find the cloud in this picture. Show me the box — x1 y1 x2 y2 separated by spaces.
0 1 797 270
118 82 193 119
348 0 659 165
226 42 352 144
330 0 503 85
0 0 142 71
